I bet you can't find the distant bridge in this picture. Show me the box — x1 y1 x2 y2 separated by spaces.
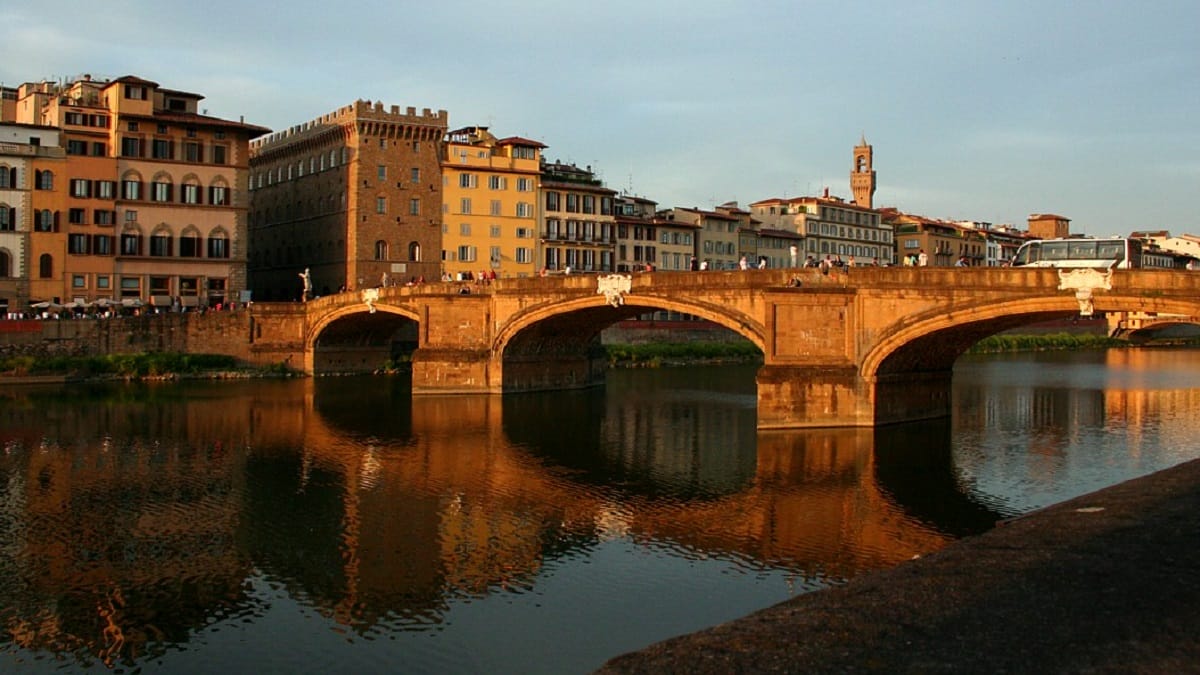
239 267 1200 428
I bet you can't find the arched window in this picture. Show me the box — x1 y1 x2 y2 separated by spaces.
408 241 421 261
0 249 10 277
207 229 230 258
0 204 12 231
39 253 53 278
35 169 53 190
0 165 11 189
375 240 388 260
149 225 173 256
180 226 202 257
208 177 230 206
179 174 203 205
36 209 56 232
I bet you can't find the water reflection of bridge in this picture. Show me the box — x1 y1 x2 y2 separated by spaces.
0 377 1053 664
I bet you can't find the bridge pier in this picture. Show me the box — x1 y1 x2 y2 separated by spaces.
757 366 953 429
410 348 496 394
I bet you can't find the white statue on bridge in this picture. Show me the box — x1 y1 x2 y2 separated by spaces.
299 268 313 302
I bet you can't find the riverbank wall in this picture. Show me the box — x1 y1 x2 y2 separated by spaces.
597 456 1200 673
0 313 256 361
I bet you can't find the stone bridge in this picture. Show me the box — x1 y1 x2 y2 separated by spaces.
242 267 1200 429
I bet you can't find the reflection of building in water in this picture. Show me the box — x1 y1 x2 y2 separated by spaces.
0 385 261 666
0 377 969 660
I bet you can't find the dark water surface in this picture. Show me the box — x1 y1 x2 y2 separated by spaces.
2 349 1199 673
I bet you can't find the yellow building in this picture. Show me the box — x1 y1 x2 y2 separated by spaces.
440 127 543 280
11 74 268 309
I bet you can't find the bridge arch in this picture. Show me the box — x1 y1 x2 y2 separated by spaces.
305 301 422 374
490 293 766 393
862 293 1200 379
493 293 767 357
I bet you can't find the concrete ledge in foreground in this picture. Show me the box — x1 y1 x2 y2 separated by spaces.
597 458 1200 674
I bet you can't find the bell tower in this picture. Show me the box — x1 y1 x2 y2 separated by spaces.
850 135 875 209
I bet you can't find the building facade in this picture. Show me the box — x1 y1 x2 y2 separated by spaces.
539 161 616 273
882 209 988 266
249 101 446 299
5 74 267 310
1027 213 1070 240
440 126 543 280
749 192 891 265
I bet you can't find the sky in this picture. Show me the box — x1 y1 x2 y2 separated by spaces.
4 0 1197 236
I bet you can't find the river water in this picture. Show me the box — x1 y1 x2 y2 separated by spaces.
1 349 1199 674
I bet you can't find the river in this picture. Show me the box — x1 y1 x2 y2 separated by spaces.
1 349 1199 673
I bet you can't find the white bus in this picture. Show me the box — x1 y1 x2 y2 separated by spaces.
1011 238 1142 269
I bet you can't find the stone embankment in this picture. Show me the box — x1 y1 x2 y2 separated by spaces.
598 458 1200 674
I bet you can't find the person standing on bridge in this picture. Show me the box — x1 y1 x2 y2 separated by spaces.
790 244 799 267
739 256 749 270
917 250 929 267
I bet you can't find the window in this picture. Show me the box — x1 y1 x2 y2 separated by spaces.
149 232 172 256
460 198 472 214
376 196 387 214
67 140 87 155
93 235 113 256
0 250 8 277
124 84 146 100
459 173 477 188
408 241 421 261
207 234 229 258
516 247 532 264
119 276 140 298
0 168 10 189
124 210 138 222
516 202 533 218
36 170 53 190
488 175 507 190
97 181 115 199
545 192 560 211
489 245 501 265
36 210 56 232
181 183 201 204
69 234 89 254
566 194 578 213
179 231 201 257
411 167 420 183
374 240 388 260
459 223 471 236
516 227 532 239
184 142 202 162
97 274 110 288
39 254 53 278
409 198 420 216
209 185 228 206
377 165 387 180
70 178 91 198
151 181 172 202
211 145 227 165
517 177 533 192
122 179 141 200
121 232 142 255
0 207 12 231
151 139 173 159
490 200 502 216
457 245 477 262
91 142 106 156
69 208 86 225
120 137 141 157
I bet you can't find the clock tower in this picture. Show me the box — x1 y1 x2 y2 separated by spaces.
850 135 875 209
